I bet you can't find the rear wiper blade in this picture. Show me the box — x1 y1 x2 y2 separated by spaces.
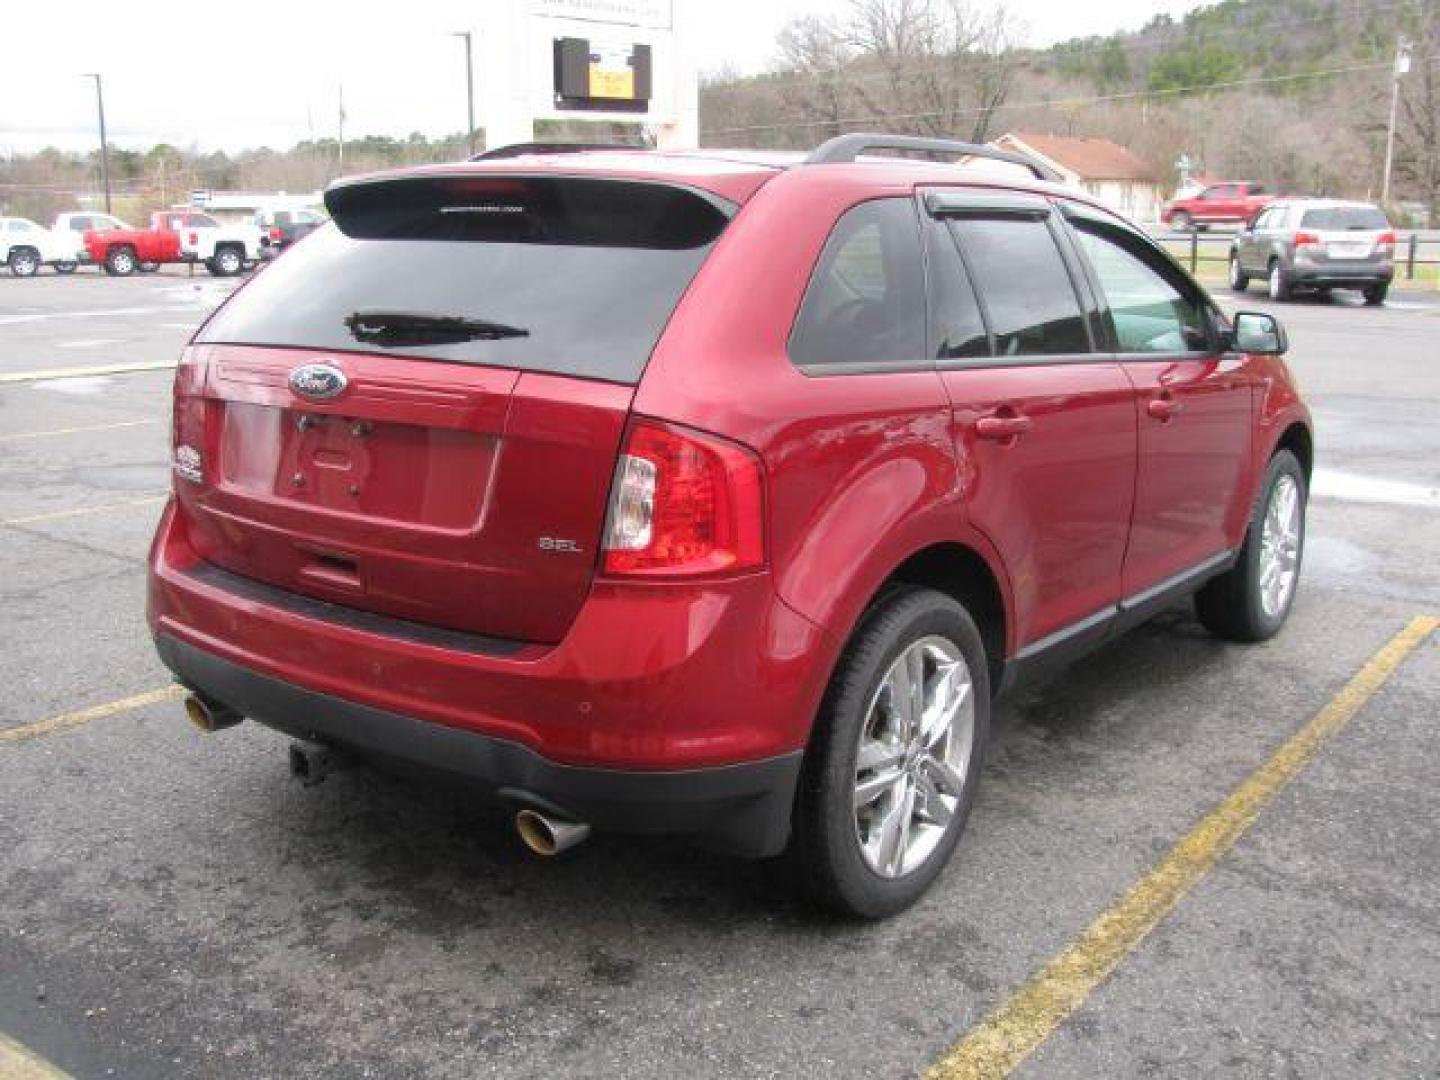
344 309 529 346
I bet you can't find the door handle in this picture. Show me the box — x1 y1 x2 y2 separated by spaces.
975 413 1033 441
1147 393 1183 421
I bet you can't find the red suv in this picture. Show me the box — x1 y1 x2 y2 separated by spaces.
148 135 1312 917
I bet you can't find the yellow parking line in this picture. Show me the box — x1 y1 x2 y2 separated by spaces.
927 614 1439 1080
0 1031 71 1078
1 494 167 527
0 419 159 442
0 360 176 384
0 686 184 746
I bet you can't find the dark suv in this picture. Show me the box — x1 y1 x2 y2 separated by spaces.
149 135 1312 917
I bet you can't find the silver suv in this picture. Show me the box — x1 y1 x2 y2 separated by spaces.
1229 199 1395 304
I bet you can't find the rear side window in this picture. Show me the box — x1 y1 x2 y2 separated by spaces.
924 218 989 361
1299 206 1388 231
949 217 1089 356
789 199 926 370
198 176 731 385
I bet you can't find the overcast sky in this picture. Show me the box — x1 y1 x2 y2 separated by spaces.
2 0 1206 154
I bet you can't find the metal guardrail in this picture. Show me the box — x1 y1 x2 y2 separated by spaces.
1146 228 1440 282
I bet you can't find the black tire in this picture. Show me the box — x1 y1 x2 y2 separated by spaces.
1228 252 1249 292
1195 449 1307 643
53 261 78 275
789 586 990 919
104 246 137 276
1266 259 1291 301
1363 282 1388 306
8 247 40 277
209 246 243 277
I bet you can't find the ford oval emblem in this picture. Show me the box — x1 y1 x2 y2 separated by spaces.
289 363 347 402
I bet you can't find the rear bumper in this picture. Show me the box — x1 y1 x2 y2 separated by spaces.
156 633 802 856
1290 263 1392 287
147 499 834 851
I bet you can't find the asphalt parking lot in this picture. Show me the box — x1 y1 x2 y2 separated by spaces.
2 269 1438 1078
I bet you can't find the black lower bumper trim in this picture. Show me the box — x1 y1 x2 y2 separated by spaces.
154 634 802 858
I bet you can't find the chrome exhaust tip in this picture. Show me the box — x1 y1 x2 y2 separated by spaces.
515 809 590 856
183 692 243 733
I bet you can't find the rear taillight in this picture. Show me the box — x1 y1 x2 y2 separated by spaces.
1377 230 1396 254
1293 231 1320 248
601 420 765 578
171 347 209 485
269 226 284 242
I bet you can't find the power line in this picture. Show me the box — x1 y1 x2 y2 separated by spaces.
704 54 1439 137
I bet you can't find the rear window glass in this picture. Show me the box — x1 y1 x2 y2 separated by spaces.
198 176 731 384
1300 206 1388 231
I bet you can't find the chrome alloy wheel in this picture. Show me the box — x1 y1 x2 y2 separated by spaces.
1259 474 1302 618
852 636 975 879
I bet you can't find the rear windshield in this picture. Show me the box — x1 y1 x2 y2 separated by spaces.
1299 206 1388 231
198 175 731 384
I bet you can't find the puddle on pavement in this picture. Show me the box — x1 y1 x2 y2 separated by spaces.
72 464 170 491
27 376 115 396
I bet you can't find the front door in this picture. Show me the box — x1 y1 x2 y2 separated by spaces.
1060 202 1256 596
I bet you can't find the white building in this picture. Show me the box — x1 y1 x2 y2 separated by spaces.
186 190 324 227
991 131 1164 224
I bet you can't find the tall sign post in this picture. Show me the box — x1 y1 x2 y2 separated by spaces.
479 0 696 152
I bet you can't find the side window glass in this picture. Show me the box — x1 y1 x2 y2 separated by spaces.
925 218 989 361
949 216 1089 356
1071 220 1207 354
790 199 926 370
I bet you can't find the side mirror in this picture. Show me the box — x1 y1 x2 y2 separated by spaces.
1231 311 1288 355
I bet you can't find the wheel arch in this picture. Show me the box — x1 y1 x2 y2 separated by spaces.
1274 420 1313 482
884 543 1007 691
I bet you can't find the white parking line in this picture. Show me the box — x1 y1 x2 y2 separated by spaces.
1312 469 1440 509
56 338 123 349
0 361 176 385
0 419 158 442
0 306 173 326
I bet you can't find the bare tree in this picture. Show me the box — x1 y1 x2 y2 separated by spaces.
775 15 858 140
847 0 1022 142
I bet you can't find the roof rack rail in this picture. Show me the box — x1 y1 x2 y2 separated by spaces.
803 133 1060 183
470 141 647 161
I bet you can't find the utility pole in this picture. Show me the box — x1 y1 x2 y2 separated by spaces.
1381 35 1412 207
337 83 346 174
452 31 477 156
83 73 112 213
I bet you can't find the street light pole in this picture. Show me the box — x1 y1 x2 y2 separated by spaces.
83 73 112 213
452 31 476 157
1381 35 1411 207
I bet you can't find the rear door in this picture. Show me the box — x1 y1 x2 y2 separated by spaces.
1060 201 1255 595
925 191 1137 651
179 174 732 644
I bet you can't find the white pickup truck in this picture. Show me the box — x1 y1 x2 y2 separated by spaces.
1 217 79 276
52 211 133 268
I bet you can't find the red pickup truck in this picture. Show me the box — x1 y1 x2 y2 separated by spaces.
1162 182 1277 230
84 210 260 277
